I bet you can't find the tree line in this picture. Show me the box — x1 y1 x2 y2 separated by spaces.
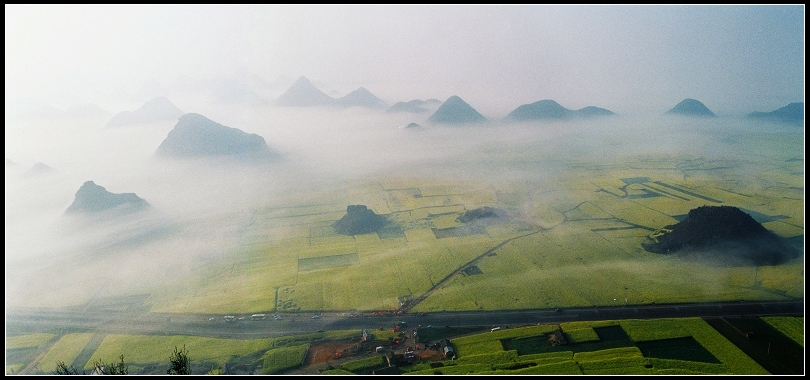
55 345 190 375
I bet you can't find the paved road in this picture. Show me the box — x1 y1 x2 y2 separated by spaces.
6 300 803 340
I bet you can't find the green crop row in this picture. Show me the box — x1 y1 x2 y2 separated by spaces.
760 316 804 347
5 333 55 350
260 344 308 375
35 333 94 374
338 355 387 374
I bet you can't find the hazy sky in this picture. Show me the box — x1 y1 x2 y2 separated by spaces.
5 4 805 117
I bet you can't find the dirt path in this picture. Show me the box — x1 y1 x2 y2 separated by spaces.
401 226 544 312
16 335 61 375
69 333 107 371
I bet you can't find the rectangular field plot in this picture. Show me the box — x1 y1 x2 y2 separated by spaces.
403 228 437 242
756 165 805 188
756 259 805 299
260 212 344 227
257 203 345 219
620 319 692 342
354 233 382 247
377 223 405 239
593 227 653 240
681 184 757 206
34 333 95 374
298 253 359 272
647 181 723 203
425 204 467 215
309 225 339 238
484 223 534 238
429 213 464 229
298 241 356 259
418 183 472 197
590 195 679 229
563 201 614 221
591 178 633 196
625 184 664 199
415 271 593 312
618 157 683 171
577 219 641 232
629 192 707 218
252 226 311 242
405 195 466 210
384 189 422 211
432 225 487 239
636 337 721 363
764 199 804 223
309 234 355 246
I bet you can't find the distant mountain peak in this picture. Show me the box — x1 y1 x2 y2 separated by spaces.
747 102 804 123
293 75 312 85
22 162 56 177
386 99 442 114
156 113 271 158
106 96 183 127
65 181 149 214
275 76 336 107
336 87 386 109
506 99 570 120
505 100 615 121
666 98 716 117
427 95 486 124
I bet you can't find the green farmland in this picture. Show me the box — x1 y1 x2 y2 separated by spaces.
145 140 803 315
6 116 804 376
7 316 802 375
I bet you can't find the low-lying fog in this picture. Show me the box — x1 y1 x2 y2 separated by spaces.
5 102 803 310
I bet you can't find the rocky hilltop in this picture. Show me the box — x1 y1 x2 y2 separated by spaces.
65 181 149 214
457 206 507 224
386 99 442 114
505 100 615 121
156 113 270 158
333 205 387 236
22 162 56 177
666 98 716 117
427 95 486 124
335 87 386 109
275 76 336 107
642 205 801 266
747 102 804 123
275 76 385 109
106 97 184 127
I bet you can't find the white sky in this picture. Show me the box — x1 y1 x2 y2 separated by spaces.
5 4 805 117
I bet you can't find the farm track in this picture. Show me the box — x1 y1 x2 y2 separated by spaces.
401 225 545 312
16 337 59 375
69 333 106 372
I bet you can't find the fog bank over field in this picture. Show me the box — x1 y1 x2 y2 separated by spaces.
5 5 803 310
5 98 803 309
